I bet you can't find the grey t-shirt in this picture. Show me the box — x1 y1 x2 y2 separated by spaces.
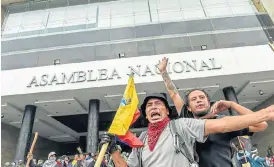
127 118 207 167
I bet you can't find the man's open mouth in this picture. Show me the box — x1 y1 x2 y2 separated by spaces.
150 112 161 119
196 104 205 109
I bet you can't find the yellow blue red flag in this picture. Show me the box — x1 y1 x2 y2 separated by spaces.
108 74 139 136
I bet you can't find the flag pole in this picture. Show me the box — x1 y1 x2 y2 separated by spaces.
238 137 248 164
26 132 38 167
94 143 109 167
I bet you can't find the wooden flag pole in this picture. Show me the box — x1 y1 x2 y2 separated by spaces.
94 143 109 167
26 132 39 167
237 136 250 167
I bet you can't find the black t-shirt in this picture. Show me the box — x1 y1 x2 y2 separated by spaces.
197 127 250 167
196 116 252 167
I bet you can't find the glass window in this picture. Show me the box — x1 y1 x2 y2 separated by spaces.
111 1 133 15
98 3 111 28
110 1 134 28
133 0 149 12
64 5 87 27
21 10 47 32
149 0 158 11
230 4 255 15
133 0 150 25
227 0 250 5
201 0 227 7
151 11 159 22
87 4 97 24
3 13 23 35
111 14 134 27
47 7 66 28
135 11 150 25
183 8 206 20
158 0 181 10
99 3 111 16
204 6 233 17
180 0 202 9
158 9 183 22
98 16 111 28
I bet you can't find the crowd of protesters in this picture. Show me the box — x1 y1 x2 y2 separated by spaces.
235 146 274 167
3 147 131 167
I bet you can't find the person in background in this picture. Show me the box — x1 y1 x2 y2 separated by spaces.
77 154 88 167
266 156 271 167
33 159 37 165
237 147 251 167
85 153 94 167
17 160 25 167
42 152 60 167
62 156 72 167
249 147 266 167
72 154 79 167
4 162 11 167
10 162 16 167
37 160 44 167
87 153 107 167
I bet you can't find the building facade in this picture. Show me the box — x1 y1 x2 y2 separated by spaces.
1 0 274 164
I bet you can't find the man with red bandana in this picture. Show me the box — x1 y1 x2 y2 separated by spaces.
158 57 268 167
99 92 274 167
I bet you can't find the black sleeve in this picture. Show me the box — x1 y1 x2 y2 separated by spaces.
228 128 254 139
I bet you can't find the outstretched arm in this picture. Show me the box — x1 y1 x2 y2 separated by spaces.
211 101 268 132
205 105 273 136
158 57 184 114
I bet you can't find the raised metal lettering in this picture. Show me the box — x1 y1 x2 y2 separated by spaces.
40 75 49 86
172 62 184 73
27 76 39 87
109 69 121 80
76 71 86 83
98 69 108 80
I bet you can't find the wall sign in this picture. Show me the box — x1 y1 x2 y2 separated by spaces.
27 58 222 88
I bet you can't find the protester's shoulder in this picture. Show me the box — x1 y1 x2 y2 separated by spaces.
175 117 206 125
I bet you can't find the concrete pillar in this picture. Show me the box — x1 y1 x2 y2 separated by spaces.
14 105 37 162
87 100 99 154
222 86 239 116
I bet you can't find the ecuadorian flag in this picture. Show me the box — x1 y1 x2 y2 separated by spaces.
108 74 144 148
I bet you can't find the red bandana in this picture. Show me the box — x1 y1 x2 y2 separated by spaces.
147 117 170 151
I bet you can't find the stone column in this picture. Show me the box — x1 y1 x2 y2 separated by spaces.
86 100 99 154
14 105 37 162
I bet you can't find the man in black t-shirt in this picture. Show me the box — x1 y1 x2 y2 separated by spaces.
158 57 268 167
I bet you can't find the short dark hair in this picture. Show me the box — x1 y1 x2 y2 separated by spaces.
184 88 210 107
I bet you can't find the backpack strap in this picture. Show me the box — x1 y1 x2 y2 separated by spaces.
169 120 197 165
137 131 147 167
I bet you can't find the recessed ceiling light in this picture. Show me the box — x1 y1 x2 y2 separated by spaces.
259 90 265 95
118 52 125 58
54 59 60 65
201 45 207 50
